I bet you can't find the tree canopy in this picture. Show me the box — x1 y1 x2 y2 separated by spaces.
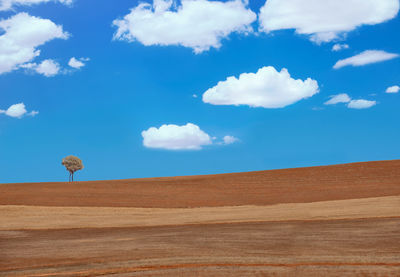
62 155 84 182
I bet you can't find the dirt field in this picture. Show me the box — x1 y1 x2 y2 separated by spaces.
1 160 400 208
1 160 400 276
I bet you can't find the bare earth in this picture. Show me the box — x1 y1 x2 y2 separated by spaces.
1 160 400 276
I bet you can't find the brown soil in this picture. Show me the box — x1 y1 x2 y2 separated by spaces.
1 218 400 276
1 160 400 208
1 160 400 276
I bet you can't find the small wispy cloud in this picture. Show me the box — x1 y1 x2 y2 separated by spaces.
0 103 38 118
0 0 73 11
222 135 239 145
386 85 399 93
68 57 90 69
324 93 351 105
21 59 61 77
332 44 349 52
324 93 376 109
347 99 376 109
333 50 399 69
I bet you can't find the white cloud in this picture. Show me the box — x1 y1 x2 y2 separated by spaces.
223 135 238 145
35 59 60 76
386 85 400 93
332 43 349 51
258 0 399 43
0 12 69 75
27 110 39 116
347 99 376 109
311 107 324 111
333 50 399 69
22 59 60 76
0 0 72 11
0 103 26 118
202 66 319 108
324 93 377 109
141 123 212 150
22 57 89 75
112 0 256 53
324 93 351 105
0 103 38 118
68 57 89 69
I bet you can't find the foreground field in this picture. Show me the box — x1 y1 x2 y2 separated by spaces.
1 160 400 276
2 218 400 277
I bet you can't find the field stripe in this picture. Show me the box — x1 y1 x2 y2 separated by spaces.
9 262 400 277
1 195 400 230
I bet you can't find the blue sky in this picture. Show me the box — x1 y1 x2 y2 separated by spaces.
0 0 399 183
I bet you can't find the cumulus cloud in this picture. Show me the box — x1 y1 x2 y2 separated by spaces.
386 85 400 93
324 93 351 105
0 103 38 118
347 99 376 109
142 123 212 150
68 57 89 69
333 50 399 69
0 0 72 11
202 66 319 108
332 43 349 51
223 135 238 145
35 59 60 76
258 0 399 43
21 59 60 76
112 0 256 53
0 12 69 75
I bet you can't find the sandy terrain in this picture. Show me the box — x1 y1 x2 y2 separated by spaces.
1 196 400 230
1 160 400 276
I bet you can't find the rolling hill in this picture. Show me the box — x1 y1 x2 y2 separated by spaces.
1 160 399 276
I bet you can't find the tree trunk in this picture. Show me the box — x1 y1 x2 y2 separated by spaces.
69 172 71 182
72 172 74 182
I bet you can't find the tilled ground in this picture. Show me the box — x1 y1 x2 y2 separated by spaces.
1 218 400 276
1 160 400 276
0 160 400 208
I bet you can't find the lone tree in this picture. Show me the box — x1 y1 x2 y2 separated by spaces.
62 155 84 182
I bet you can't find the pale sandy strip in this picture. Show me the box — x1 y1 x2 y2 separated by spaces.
0 196 399 230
